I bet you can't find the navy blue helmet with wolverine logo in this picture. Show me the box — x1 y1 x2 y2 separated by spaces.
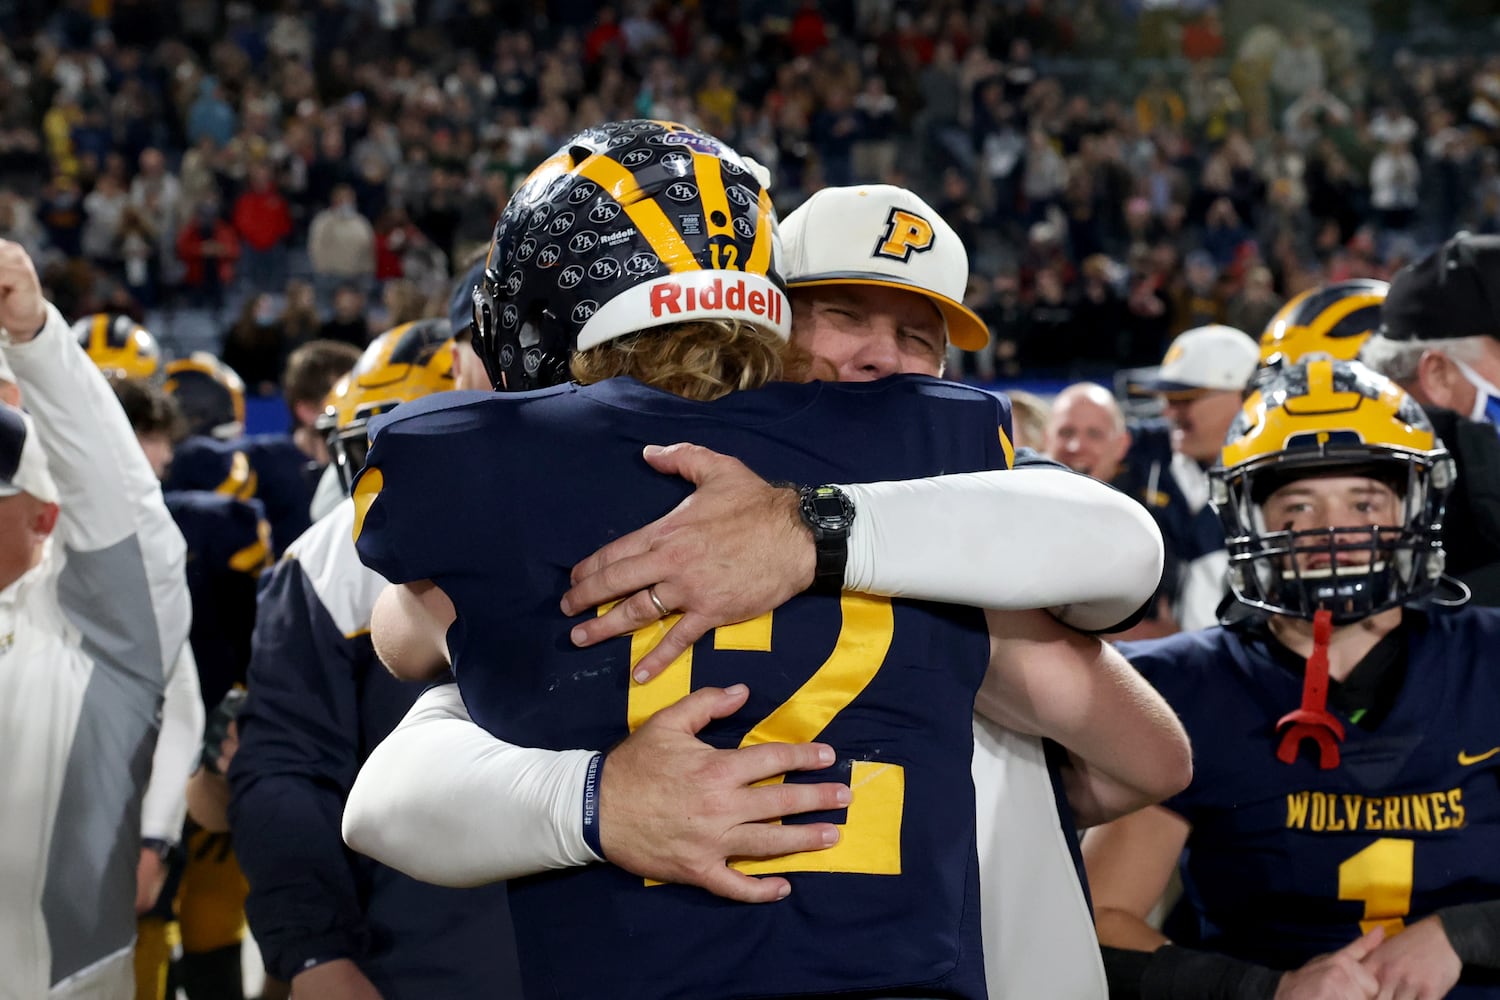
471 119 791 391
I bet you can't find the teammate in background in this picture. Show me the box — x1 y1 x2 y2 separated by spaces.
73 312 165 381
165 345 360 556
1085 359 1500 999
227 314 522 1000
348 121 1182 995
105 377 268 1000
0 239 192 999
1257 279 1389 371
1125 323 1260 630
1361 233 1500 604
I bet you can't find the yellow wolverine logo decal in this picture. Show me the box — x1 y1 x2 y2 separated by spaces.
874 208 935 262
1458 747 1500 766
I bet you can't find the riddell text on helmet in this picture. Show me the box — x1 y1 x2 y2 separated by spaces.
649 278 784 324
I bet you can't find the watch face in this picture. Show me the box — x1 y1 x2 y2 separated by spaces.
810 493 848 522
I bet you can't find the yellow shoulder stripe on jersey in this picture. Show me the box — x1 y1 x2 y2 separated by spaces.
227 521 272 575
213 451 257 501
998 425 1015 470
351 466 383 543
572 154 701 274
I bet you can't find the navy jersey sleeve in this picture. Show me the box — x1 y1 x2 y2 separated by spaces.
227 556 373 979
353 394 495 585
1117 631 1229 822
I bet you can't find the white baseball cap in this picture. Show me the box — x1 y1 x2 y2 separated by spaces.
779 185 989 351
0 404 58 504
1135 324 1260 395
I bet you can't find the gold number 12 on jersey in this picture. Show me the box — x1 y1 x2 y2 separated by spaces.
617 595 905 877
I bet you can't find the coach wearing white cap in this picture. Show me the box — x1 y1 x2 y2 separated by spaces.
1125 323 1261 631
0 239 192 999
777 184 989 379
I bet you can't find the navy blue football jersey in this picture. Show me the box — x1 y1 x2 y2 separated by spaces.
164 489 270 709
355 374 1012 1000
1121 609 1500 996
1115 418 1226 628
167 433 316 557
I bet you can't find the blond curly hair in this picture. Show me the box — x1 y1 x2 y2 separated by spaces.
570 320 810 401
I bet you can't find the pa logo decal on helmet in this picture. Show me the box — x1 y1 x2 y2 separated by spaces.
589 258 621 282
547 212 576 236
621 148 653 167
537 244 562 268
874 207 936 263
665 182 699 203
589 203 623 224
569 231 600 254
568 182 599 205
558 265 585 289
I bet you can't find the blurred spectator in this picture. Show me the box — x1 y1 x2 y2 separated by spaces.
222 294 291 395
1271 30 1327 109
980 272 1027 379
1176 249 1226 327
280 280 321 351
186 77 237 149
1074 254 1128 369
1370 137 1420 232
1180 8 1225 64
119 204 162 308
1134 74 1186 134
1225 265 1285 336
81 171 129 266
318 284 371 348
232 163 293 295
176 198 239 311
39 173 85 258
308 184 375 302
0 189 45 260
1022 266 1078 373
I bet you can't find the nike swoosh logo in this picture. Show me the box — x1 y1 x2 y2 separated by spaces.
1458 747 1500 766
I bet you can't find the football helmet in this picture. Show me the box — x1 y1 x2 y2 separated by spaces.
472 119 789 392
1212 359 1454 623
317 318 453 494
1258 279 1388 369
163 354 247 440
74 313 163 380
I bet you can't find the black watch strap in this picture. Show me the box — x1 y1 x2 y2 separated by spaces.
798 485 854 595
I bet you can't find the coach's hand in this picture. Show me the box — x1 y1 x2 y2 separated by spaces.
600 684 846 903
562 443 816 682
1274 928 1384 1000
0 240 46 345
1360 916 1463 1000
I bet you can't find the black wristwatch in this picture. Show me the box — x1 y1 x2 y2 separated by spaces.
797 484 855 595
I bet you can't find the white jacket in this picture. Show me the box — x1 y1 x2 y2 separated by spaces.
0 302 191 1000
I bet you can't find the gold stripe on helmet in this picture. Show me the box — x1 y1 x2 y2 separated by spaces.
1223 360 1436 469
572 154 700 273
690 152 735 241
746 189 776 277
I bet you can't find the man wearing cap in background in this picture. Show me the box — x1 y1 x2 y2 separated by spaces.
1127 323 1262 631
346 185 1188 999
0 238 192 998
1361 231 1500 603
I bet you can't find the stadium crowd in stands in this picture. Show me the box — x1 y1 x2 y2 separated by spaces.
3 0 1500 396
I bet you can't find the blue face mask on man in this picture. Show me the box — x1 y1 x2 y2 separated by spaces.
1452 357 1500 428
